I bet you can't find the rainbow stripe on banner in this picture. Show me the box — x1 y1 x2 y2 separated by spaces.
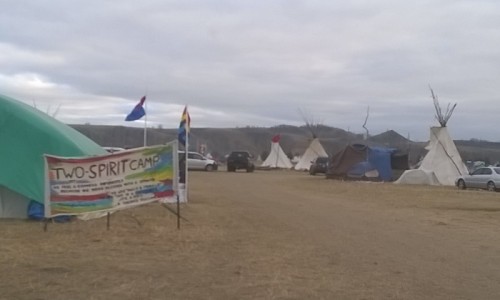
45 142 178 217
50 193 113 214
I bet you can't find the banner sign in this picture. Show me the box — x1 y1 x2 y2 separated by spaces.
44 142 178 218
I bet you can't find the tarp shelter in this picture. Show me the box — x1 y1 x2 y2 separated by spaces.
294 138 328 171
0 94 106 218
395 126 468 186
326 144 407 181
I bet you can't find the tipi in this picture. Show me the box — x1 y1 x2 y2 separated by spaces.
0 94 106 218
261 134 293 169
294 138 328 171
395 88 468 186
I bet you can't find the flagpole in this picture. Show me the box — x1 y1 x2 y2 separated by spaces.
185 105 189 203
143 98 148 147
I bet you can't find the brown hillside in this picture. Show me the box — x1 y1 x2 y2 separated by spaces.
70 125 500 164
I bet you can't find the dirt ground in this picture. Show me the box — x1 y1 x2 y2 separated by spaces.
2 170 500 300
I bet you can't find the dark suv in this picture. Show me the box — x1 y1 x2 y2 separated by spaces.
309 156 329 175
227 151 255 172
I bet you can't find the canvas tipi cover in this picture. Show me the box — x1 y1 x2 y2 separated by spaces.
294 138 328 171
395 126 468 186
394 169 440 185
261 135 292 169
0 94 107 218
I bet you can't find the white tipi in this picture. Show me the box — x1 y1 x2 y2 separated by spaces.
261 134 293 169
395 126 468 185
294 138 328 171
395 88 468 186
420 126 468 185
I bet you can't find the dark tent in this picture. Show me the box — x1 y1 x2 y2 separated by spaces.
327 144 368 178
326 144 408 181
390 152 410 170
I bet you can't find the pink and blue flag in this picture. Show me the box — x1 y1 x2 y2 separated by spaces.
125 96 146 121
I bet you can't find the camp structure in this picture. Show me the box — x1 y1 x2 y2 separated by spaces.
395 126 468 185
395 88 468 186
293 110 328 171
294 138 328 171
326 144 408 181
261 134 293 169
0 94 107 218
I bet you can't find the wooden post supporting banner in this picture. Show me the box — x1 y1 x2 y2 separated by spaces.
107 212 111 230
176 194 181 230
44 218 50 232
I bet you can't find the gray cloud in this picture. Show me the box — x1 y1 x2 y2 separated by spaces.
1 0 500 142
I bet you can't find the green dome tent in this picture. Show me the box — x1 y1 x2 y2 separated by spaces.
0 94 106 218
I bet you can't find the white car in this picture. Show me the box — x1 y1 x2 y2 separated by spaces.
456 167 500 192
179 151 218 171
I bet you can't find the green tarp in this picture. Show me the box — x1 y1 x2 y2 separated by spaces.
0 94 106 205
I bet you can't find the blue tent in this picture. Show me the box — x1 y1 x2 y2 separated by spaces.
368 147 396 181
327 144 400 181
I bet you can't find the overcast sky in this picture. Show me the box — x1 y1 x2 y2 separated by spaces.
1 0 499 141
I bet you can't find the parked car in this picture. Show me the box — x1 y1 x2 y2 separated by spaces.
227 151 255 172
179 151 218 171
309 156 329 175
455 166 500 191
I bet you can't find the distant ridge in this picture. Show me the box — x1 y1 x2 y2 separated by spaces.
70 124 500 164
369 130 409 146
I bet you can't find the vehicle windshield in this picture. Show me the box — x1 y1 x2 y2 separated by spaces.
494 168 500 174
230 152 250 158
316 157 329 163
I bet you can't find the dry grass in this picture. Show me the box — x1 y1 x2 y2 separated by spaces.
2 170 500 299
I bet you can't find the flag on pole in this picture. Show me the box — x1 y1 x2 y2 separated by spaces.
178 105 191 204
125 96 146 121
178 106 190 146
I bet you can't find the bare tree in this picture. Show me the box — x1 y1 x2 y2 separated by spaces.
51 104 62 118
362 106 370 140
298 108 321 139
32 101 62 118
